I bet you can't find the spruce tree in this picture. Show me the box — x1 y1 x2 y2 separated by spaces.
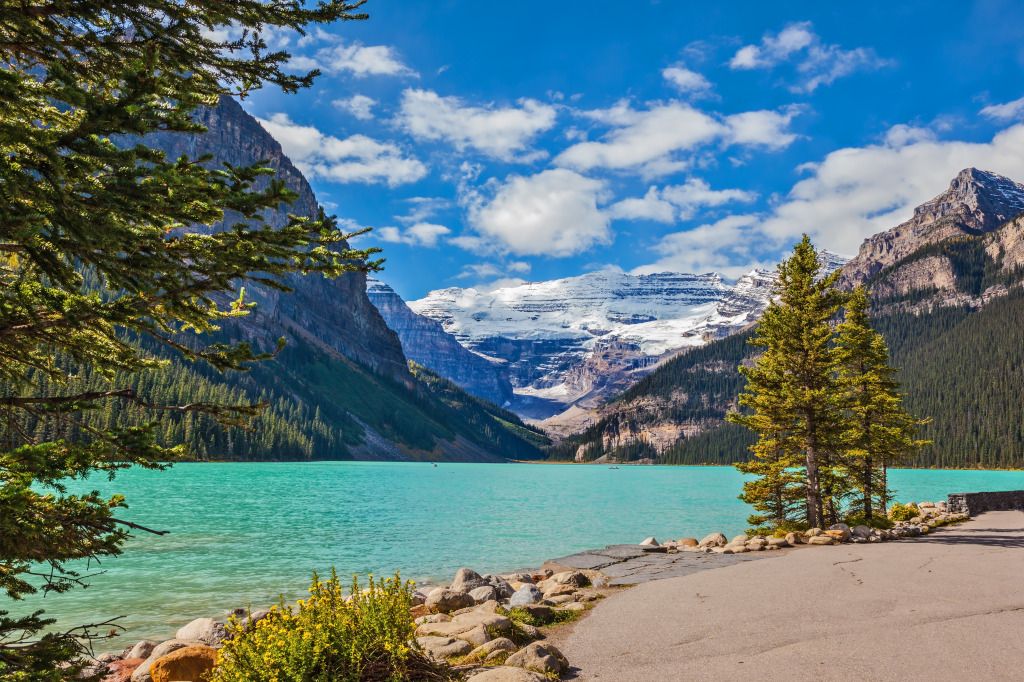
728 235 844 529
835 287 928 520
1 1 375 677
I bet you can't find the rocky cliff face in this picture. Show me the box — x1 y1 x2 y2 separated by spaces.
143 96 409 382
366 278 514 406
840 168 1024 289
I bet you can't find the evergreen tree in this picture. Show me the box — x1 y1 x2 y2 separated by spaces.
0 1 375 677
728 235 845 529
835 287 928 519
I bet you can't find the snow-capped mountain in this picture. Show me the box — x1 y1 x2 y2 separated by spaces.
408 253 848 419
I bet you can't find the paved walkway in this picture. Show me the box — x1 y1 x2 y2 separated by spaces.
560 512 1024 681
544 543 775 586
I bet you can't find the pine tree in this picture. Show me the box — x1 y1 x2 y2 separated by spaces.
0 1 375 676
728 235 845 529
835 287 929 520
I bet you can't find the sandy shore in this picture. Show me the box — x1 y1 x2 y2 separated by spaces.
560 511 1024 681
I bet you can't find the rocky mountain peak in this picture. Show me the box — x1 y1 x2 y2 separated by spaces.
840 168 1024 288
913 168 1024 229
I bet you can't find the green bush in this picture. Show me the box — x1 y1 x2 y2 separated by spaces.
888 503 918 522
769 521 811 538
210 570 453 682
842 514 894 530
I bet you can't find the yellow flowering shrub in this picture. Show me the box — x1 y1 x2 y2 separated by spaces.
210 570 452 682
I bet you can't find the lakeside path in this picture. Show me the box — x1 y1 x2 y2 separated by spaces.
559 511 1024 680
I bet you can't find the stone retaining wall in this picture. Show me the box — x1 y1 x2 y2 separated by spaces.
947 490 1024 516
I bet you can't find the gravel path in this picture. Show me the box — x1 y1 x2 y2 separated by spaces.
561 511 1024 681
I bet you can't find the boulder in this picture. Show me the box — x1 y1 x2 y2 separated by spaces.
426 588 475 614
807 535 835 545
639 536 659 546
731 534 749 545
919 501 935 508
131 640 203 682
724 546 748 554
558 602 586 612
415 614 451 626
767 536 789 547
549 571 589 587
469 586 498 604
509 584 543 607
101 658 145 682
410 604 431 619
465 667 550 682
547 594 577 604
698 532 727 548
852 525 872 539
540 583 576 599
483 574 515 599
126 642 159 661
806 528 823 537
451 568 489 593
824 529 851 542
149 645 218 682
785 532 805 545
828 523 851 533
500 573 535 584
468 637 518 661
174 618 227 648
416 636 473 659
678 538 699 547
506 642 569 675
516 604 553 623
239 608 271 632
519 623 542 640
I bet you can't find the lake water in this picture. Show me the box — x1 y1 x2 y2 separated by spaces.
12 462 1024 643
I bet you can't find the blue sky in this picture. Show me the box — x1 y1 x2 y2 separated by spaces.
239 0 1024 301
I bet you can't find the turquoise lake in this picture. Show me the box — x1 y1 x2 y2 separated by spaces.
14 462 1024 643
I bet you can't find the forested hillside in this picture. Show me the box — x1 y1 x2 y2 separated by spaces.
548 227 1024 469
3 319 549 462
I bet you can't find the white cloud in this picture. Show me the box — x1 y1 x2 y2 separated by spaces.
462 169 612 257
981 96 1024 122
397 89 558 161
636 123 1024 275
609 179 757 223
394 197 452 225
376 222 451 247
554 101 799 177
456 261 532 280
634 215 771 278
333 94 377 120
729 22 888 92
730 22 815 69
662 66 712 95
288 40 417 78
257 113 427 187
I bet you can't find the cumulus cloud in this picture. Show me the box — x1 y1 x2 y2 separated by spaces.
397 89 558 161
554 101 799 177
609 178 758 223
257 113 427 187
634 215 771 277
288 40 417 78
981 96 1024 122
729 22 889 93
333 94 377 120
662 66 712 95
375 222 451 247
461 169 612 257
636 123 1024 275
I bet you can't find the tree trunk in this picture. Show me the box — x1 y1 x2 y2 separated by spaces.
863 454 873 521
805 430 822 528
